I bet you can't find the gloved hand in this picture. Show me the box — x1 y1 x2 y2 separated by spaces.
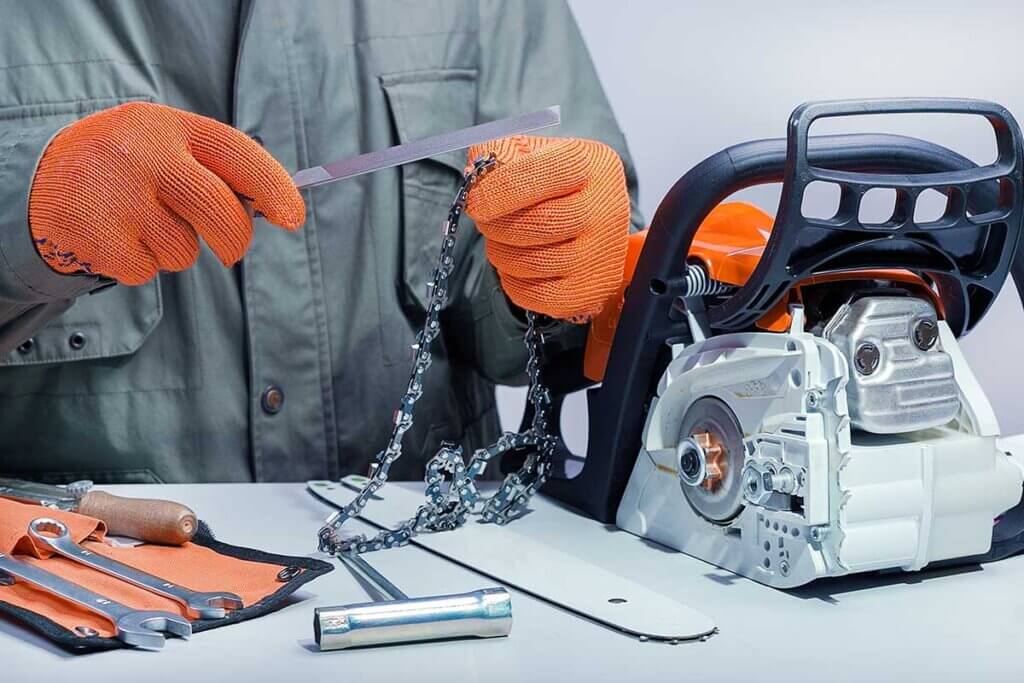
28 102 305 285
464 135 630 321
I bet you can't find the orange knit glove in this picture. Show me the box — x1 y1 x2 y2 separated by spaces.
464 136 630 322
28 102 305 285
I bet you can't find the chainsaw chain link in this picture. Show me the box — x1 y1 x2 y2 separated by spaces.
318 155 556 556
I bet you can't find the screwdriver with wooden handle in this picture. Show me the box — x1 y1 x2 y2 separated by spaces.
0 478 196 545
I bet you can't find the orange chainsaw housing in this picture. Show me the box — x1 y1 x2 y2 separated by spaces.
583 202 942 382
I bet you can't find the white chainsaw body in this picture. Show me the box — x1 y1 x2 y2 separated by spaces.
616 299 1024 588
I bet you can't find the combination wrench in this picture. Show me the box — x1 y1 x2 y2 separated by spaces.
0 551 191 650
28 518 243 619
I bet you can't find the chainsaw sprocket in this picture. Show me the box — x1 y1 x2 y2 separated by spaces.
676 396 746 523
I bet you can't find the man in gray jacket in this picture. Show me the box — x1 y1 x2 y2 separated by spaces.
0 1 640 484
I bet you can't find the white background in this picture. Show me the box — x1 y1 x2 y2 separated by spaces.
499 0 1024 446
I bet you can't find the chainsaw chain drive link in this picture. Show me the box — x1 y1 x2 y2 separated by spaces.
318 155 556 556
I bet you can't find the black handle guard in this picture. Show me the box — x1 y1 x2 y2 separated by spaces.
544 98 1024 523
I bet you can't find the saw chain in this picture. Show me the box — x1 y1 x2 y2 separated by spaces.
318 155 557 556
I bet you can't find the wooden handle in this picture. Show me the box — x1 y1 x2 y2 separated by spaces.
77 490 197 545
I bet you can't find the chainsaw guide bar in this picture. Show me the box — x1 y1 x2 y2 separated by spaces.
308 478 717 643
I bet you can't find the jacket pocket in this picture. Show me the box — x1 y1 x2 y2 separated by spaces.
380 68 478 313
0 278 176 395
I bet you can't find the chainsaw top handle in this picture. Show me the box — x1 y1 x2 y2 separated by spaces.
646 98 1022 337
542 98 1024 523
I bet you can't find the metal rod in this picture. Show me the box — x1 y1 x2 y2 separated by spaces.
338 552 408 601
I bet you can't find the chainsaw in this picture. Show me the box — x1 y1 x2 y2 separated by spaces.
540 98 1024 588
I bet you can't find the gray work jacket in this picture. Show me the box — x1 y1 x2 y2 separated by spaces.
0 1 640 483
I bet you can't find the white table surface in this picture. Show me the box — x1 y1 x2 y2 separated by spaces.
2 482 1022 682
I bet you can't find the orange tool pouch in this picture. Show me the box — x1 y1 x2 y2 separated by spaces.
0 497 332 653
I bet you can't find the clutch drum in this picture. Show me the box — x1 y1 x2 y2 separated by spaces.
675 396 746 523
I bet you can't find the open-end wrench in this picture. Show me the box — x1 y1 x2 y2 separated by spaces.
0 551 191 650
28 518 243 619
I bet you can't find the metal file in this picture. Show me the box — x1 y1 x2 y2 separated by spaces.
291 106 561 189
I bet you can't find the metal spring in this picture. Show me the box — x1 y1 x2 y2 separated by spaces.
684 263 734 297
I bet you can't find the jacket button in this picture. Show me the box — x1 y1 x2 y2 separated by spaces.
16 338 34 354
261 385 284 415
68 332 87 350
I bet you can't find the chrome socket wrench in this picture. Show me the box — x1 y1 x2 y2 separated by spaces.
28 517 243 619
0 551 191 650
315 552 512 650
